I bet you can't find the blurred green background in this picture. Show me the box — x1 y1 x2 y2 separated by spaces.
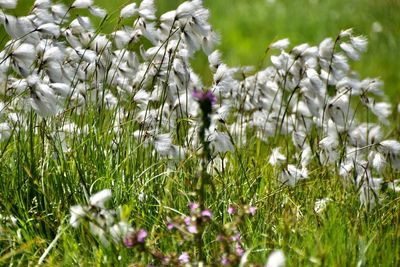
3 0 400 102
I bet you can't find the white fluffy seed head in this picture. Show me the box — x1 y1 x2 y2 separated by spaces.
71 0 93 9
351 35 368 52
0 0 17 9
269 38 290 50
120 3 137 18
265 250 285 267
90 189 112 209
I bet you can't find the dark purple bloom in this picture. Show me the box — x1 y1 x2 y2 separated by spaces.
136 229 147 243
124 235 134 248
192 88 217 106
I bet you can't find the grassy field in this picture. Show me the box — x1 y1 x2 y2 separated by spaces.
0 0 399 266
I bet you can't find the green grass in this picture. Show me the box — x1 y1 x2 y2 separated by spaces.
1 128 399 265
0 0 400 266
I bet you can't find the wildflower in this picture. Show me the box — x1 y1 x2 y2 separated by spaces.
187 223 198 234
227 205 236 215
221 255 230 266
188 202 200 212
201 209 213 219
300 145 313 167
166 221 175 230
192 89 217 107
178 252 190 265
136 229 148 243
235 243 245 256
360 78 384 96
248 206 257 216
123 228 147 248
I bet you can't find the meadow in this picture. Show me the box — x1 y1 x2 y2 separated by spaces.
0 0 399 266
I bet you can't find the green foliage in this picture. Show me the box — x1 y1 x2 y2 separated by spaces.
0 0 399 266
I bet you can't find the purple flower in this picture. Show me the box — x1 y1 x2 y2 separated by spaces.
178 252 190 264
192 88 217 106
188 202 200 212
184 216 192 225
221 255 230 266
167 222 175 230
201 209 213 219
187 224 198 234
216 234 225 242
124 235 134 248
227 205 236 215
124 228 147 248
231 233 241 242
248 206 257 216
235 243 245 256
136 229 147 243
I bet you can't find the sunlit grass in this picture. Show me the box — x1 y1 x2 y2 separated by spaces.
0 0 399 266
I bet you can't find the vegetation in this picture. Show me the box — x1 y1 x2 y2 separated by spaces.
0 0 399 266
